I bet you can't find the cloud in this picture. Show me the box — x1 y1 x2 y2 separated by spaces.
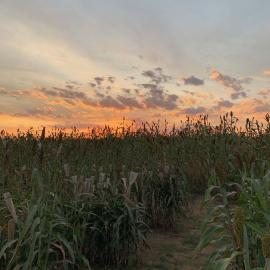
182 90 195 96
121 88 131 94
64 80 81 90
46 86 144 111
263 70 270 76
92 76 115 85
48 99 76 107
217 99 234 108
181 106 206 115
0 87 12 96
99 95 125 110
19 90 47 99
210 70 249 91
258 88 270 97
0 87 47 99
142 67 172 84
211 99 234 113
89 76 116 90
0 85 100 109
117 95 143 109
12 105 68 120
255 103 270 113
140 83 157 89
210 70 251 99
65 80 81 86
1 66 225 127
231 91 247 100
94 91 105 98
0 80 181 113
138 68 180 110
25 106 56 117
89 83 96 88
185 106 206 115
180 96 197 106
108 76 115 83
41 87 97 106
209 98 270 117
140 84 178 110
182 75 204 86
94 77 105 85
195 92 211 99
228 98 269 115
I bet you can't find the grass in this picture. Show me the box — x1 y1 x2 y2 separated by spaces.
1 112 270 269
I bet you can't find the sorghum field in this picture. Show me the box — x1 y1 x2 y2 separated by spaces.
1 112 270 269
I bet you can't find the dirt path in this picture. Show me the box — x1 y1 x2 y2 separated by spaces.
129 196 212 270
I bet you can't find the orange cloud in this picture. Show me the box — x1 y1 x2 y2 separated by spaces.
195 92 210 99
258 88 270 97
19 89 47 99
210 69 251 100
180 96 198 106
263 70 270 76
1 66 269 132
216 98 269 116
210 70 220 81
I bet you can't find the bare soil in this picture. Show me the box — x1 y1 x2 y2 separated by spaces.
127 196 212 270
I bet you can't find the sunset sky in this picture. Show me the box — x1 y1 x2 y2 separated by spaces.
0 0 270 131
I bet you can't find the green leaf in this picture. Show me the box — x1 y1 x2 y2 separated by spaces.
212 251 241 270
196 225 224 252
0 239 18 258
246 222 264 237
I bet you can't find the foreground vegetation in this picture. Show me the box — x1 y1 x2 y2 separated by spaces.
1 112 270 269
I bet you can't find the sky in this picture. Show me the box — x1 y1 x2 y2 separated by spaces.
0 0 270 131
